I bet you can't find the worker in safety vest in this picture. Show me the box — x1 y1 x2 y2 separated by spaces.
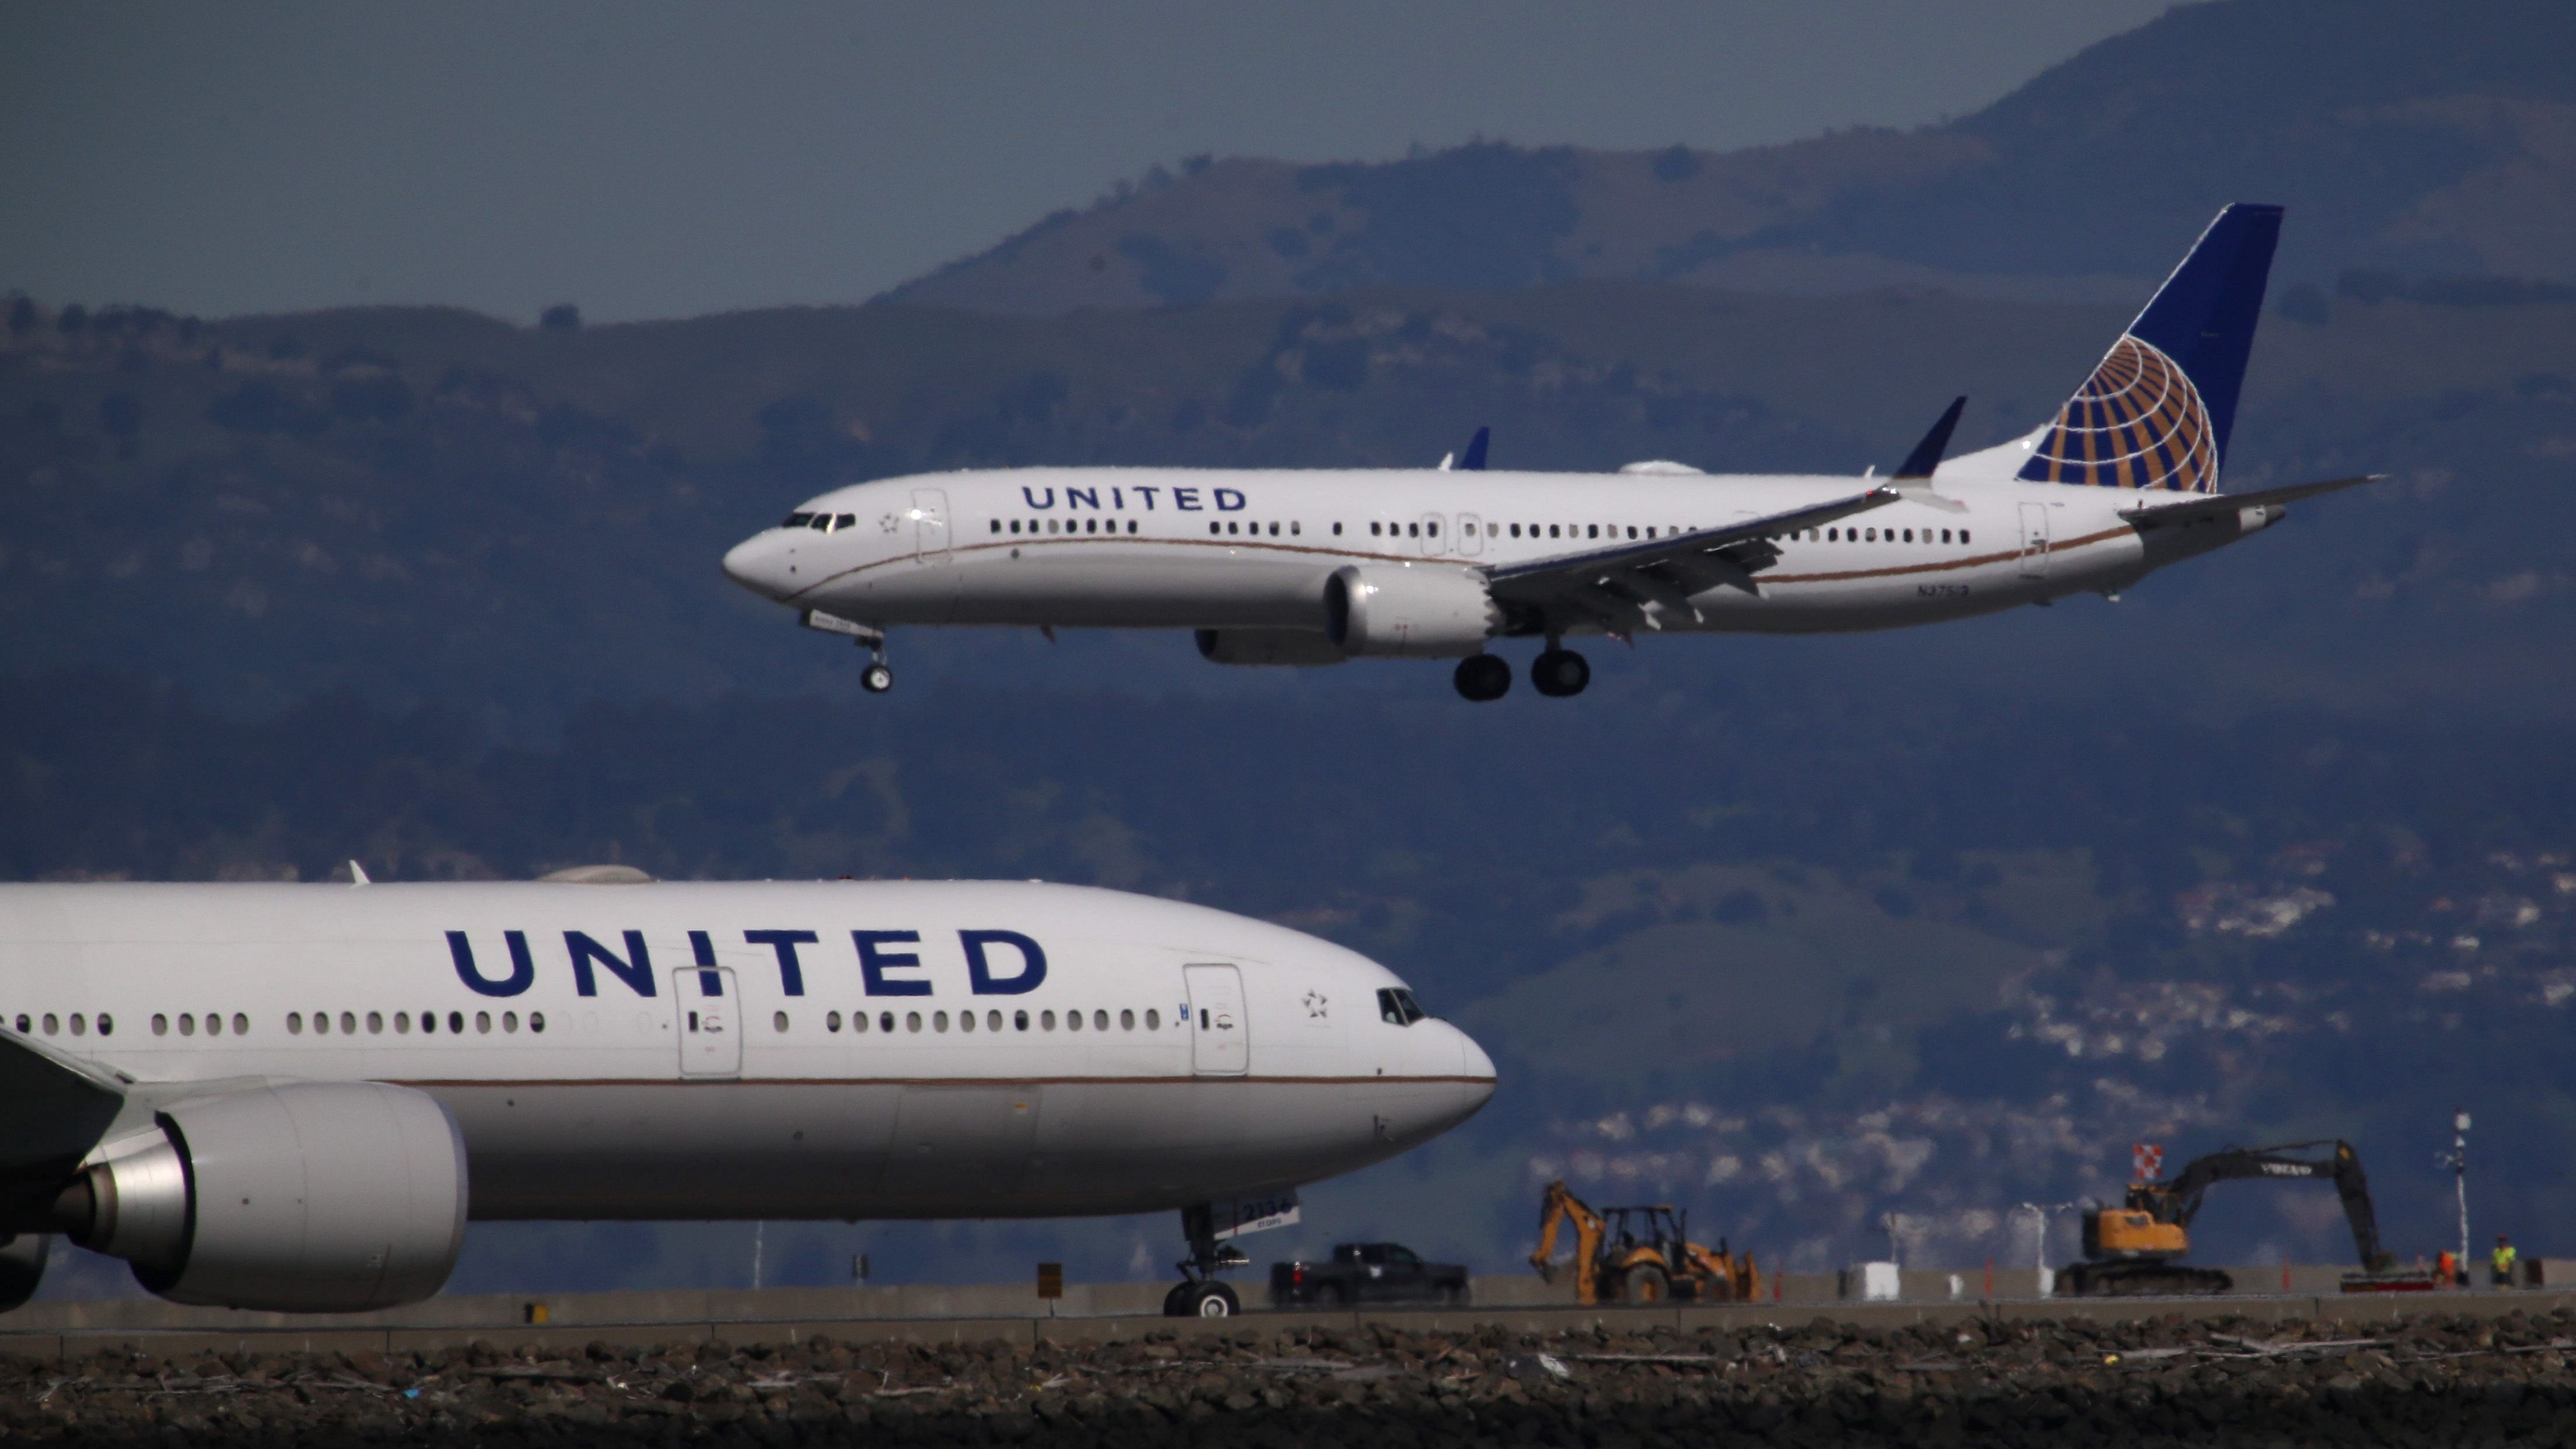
2493 1234 2519 1287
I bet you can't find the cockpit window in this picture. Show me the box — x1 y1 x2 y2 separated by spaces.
834 513 856 530
808 513 832 531
782 512 815 528
1377 988 1426 1026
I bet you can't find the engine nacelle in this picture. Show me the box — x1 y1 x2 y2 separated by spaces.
55 1082 467 1312
1195 628 1348 667
1323 565 1499 658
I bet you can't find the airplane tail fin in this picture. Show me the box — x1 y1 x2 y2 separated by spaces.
2018 203 2282 495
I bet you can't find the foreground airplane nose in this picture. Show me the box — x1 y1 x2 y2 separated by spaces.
1457 1026 1497 1091
722 536 780 598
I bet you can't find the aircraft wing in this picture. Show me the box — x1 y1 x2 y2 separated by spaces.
0 1027 128 1228
2121 474 2382 528
1485 486 1901 618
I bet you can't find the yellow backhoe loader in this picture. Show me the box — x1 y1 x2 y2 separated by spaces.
1530 1179 1760 1305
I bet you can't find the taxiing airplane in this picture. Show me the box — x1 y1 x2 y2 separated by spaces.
723 204 2375 701
0 875 1492 1318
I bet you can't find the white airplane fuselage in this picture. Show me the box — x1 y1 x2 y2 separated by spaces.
0 880 1493 1223
723 461 2274 642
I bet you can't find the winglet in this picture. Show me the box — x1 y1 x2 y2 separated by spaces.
1457 426 1490 472
348 860 371 887
1893 397 1966 481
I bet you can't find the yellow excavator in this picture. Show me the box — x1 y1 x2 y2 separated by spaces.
1530 1179 1762 1305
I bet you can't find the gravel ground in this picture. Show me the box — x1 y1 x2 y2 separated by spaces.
6 1309 2576 1446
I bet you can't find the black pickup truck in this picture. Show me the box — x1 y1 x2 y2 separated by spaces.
1269 1242 1470 1307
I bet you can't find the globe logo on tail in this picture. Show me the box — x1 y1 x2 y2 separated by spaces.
2017 334 2217 494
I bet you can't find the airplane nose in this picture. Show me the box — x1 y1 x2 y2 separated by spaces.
1456 1027 1496 1094
722 536 779 598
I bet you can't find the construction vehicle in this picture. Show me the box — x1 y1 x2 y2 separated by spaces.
1530 1179 1760 1305
2060 1139 2400 1296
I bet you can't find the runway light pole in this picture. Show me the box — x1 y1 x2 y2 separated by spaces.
2446 1109 2472 1288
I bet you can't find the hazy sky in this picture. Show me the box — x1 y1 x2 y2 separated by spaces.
3 2 2171 322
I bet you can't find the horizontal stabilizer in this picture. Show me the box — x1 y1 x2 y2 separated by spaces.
2122 474 2382 528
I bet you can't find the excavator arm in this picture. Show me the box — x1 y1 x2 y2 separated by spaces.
1531 1179 1607 1305
2156 1139 2392 1271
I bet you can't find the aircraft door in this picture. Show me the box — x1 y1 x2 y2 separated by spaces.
1457 513 1485 557
1419 514 1447 556
1184 964 1248 1076
674 967 741 1078
2017 502 2051 578
911 488 951 562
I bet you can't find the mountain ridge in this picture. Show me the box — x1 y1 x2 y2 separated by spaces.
885 0 2576 315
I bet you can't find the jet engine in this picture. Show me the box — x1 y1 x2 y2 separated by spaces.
1324 565 1499 658
1195 628 1349 666
51 1082 467 1312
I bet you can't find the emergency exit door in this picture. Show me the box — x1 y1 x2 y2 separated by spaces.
675 966 741 1077
1184 964 1248 1076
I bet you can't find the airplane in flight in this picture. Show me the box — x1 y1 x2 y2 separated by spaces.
0 873 1493 1318
723 204 2374 701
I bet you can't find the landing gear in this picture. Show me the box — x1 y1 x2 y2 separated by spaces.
1162 1203 1250 1317
1452 653 1511 702
1531 648 1590 698
800 610 897 695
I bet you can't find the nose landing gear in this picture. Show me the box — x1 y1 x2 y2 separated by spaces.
1161 1203 1248 1317
800 610 895 694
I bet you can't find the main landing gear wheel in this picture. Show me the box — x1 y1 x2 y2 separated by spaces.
1163 1203 1247 1317
859 661 894 694
1452 653 1511 702
1531 648 1590 698
1174 1282 1239 1317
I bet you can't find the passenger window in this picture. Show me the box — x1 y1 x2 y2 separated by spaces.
530 1012 546 1032
1941 528 1951 542
1146 1009 1160 1030
933 1011 949 1032
503 1011 519 1032
1009 520 1021 534
367 1012 383 1034
1627 526 1637 539
1015 1009 1030 1030
340 1011 356 1034
1121 1009 1135 1030
1068 1010 1083 1032
960 1009 976 1032
1332 522 1343 535
988 1009 1003 1031
1042 1010 1057 1030
1426 521 1438 537
97 1013 112 1037
851 1010 869 1032
1094 1009 1109 1031
69 1013 85 1036
396 1011 411 1034
1210 522 1222 535
1961 529 1971 544
475 1011 491 1033
1407 522 1419 537
1903 528 1913 542
152 1013 168 1036
827 1010 842 1032
905 1012 922 1032
774 1011 790 1032
178 1012 195 1036
1290 522 1301 536
1549 524 1560 538
286 1011 302 1034
1587 524 1598 539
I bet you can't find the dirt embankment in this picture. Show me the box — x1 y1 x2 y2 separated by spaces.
8 1309 2576 1446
